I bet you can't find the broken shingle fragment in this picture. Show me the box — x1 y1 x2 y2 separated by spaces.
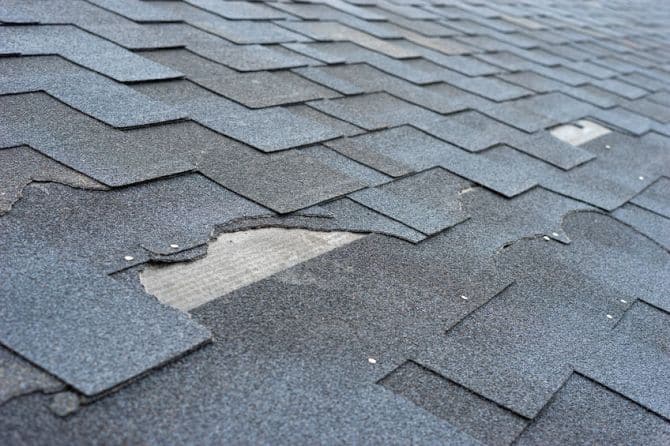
0 145 106 215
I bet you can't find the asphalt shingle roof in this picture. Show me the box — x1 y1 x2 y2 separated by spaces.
1 0 670 444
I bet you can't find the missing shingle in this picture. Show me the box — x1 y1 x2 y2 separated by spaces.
549 120 611 146
140 228 365 311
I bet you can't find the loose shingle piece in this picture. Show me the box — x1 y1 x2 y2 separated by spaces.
1 0 670 443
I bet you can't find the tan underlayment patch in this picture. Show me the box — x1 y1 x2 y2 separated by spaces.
140 228 365 311
550 119 611 146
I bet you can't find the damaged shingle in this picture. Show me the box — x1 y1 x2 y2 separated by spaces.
1 0 670 442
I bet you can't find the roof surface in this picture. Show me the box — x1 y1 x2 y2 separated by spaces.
1 0 670 444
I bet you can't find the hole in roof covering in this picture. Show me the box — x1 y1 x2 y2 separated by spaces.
140 228 365 311
550 119 611 146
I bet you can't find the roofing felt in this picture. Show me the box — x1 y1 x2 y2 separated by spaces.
0 0 669 444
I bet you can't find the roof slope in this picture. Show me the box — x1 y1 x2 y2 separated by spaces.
1 0 670 444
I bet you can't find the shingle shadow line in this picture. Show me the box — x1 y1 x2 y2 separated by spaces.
344 175 465 238
271 25 425 62
443 280 516 335
585 115 655 136
609 206 670 255
0 379 66 411
376 358 534 420
77 335 213 405
181 45 318 73
324 136 417 179
2 34 186 83
303 88 452 128
223 215 425 245
79 0 181 25
625 200 670 222
316 142 399 178
0 90 187 131
182 0 294 22
129 45 189 55
507 369 575 445
570 369 670 422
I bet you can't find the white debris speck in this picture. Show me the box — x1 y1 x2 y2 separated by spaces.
620 299 627 304
551 232 559 237
368 358 377 364
124 255 134 261
605 144 611 149
606 314 613 319
460 295 469 300
170 244 179 249
638 176 644 180
543 236 551 241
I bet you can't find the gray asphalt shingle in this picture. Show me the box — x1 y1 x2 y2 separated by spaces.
1 0 670 443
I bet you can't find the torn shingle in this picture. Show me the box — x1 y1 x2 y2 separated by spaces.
550 120 611 146
0 145 106 215
0 346 64 405
1 0 669 442
419 211 669 418
141 228 365 311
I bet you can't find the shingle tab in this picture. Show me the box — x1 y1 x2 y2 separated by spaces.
309 92 442 130
349 168 470 234
1 0 670 442
141 49 339 108
134 80 347 151
0 25 181 82
0 55 184 127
